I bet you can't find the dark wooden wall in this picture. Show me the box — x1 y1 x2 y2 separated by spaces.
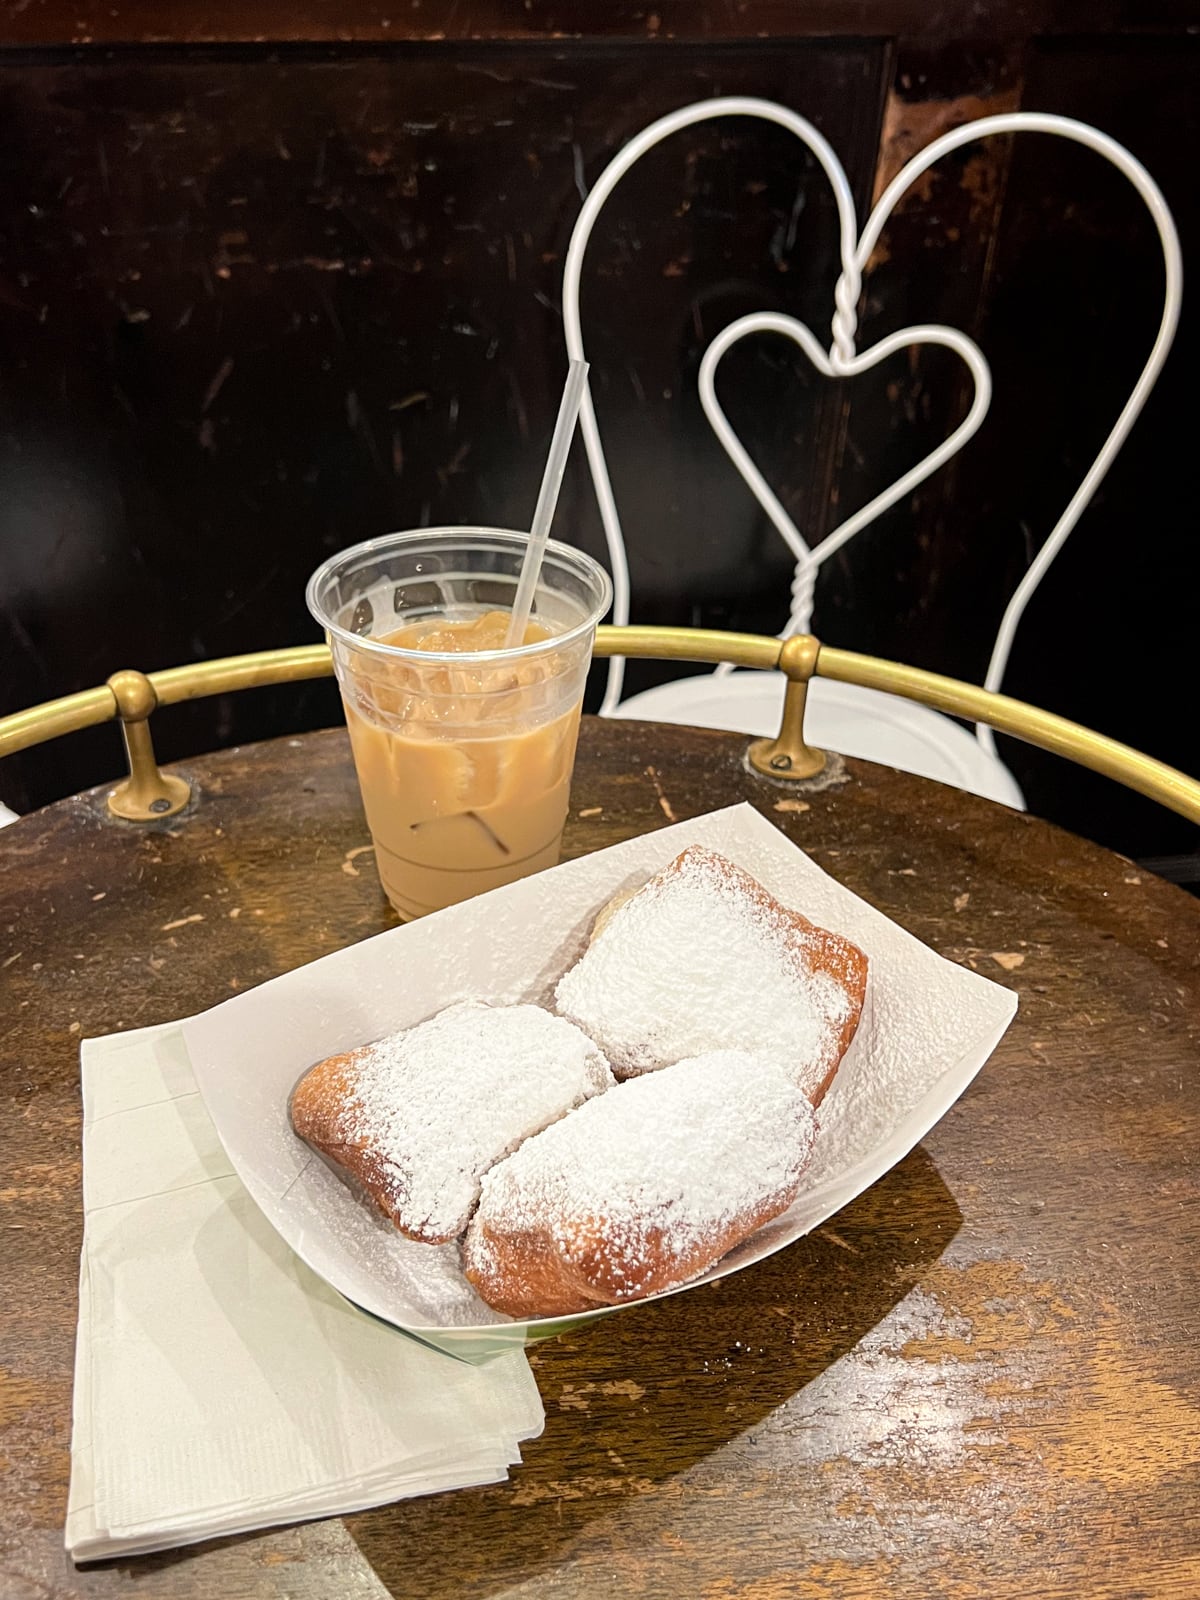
0 3 1196 867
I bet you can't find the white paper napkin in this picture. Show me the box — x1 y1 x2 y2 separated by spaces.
65 1022 544 1562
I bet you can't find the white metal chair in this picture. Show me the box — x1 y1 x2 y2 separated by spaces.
562 99 1182 809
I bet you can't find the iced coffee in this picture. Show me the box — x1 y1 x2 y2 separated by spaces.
307 530 611 919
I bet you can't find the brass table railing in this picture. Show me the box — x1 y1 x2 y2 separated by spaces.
0 627 1197 826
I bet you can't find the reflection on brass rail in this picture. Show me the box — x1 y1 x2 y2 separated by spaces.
816 646 1200 825
0 685 117 758
592 625 780 672
0 627 1197 826
151 644 336 707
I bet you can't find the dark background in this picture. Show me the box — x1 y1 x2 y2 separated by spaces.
0 2 1196 869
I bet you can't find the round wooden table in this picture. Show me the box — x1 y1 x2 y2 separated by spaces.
3 719 1198 1600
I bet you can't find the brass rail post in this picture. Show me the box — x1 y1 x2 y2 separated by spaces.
106 670 191 821
746 635 827 779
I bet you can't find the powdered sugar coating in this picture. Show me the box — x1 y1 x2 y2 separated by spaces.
304 1001 613 1242
464 1050 817 1312
554 845 865 1100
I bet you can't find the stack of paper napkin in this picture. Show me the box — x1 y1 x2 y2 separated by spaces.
66 1023 543 1562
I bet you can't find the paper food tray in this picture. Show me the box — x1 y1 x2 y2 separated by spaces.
182 803 1017 1363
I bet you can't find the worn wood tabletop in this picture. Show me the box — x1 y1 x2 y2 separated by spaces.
2 718 1198 1600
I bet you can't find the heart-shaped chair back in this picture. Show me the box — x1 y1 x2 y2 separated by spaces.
563 98 1182 764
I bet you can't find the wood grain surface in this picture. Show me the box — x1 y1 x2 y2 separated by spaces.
1 718 1198 1599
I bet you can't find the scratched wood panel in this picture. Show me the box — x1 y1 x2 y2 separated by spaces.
2 0 1197 47
0 40 885 811
805 37 1025 663
0 26 1195 873
949 33 1200 859
1 721 1197 1596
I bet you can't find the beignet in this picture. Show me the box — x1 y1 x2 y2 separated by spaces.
462 1049 817 1318
289 1001 613 1243
555 845 868 1105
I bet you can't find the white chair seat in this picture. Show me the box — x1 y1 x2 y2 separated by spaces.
610 671 1026 810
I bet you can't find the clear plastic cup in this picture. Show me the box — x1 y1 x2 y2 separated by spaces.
307 528 612 919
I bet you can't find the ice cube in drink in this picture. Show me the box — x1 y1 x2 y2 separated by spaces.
342 610 585 919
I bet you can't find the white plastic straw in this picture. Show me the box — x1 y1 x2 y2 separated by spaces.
505 359 590 648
